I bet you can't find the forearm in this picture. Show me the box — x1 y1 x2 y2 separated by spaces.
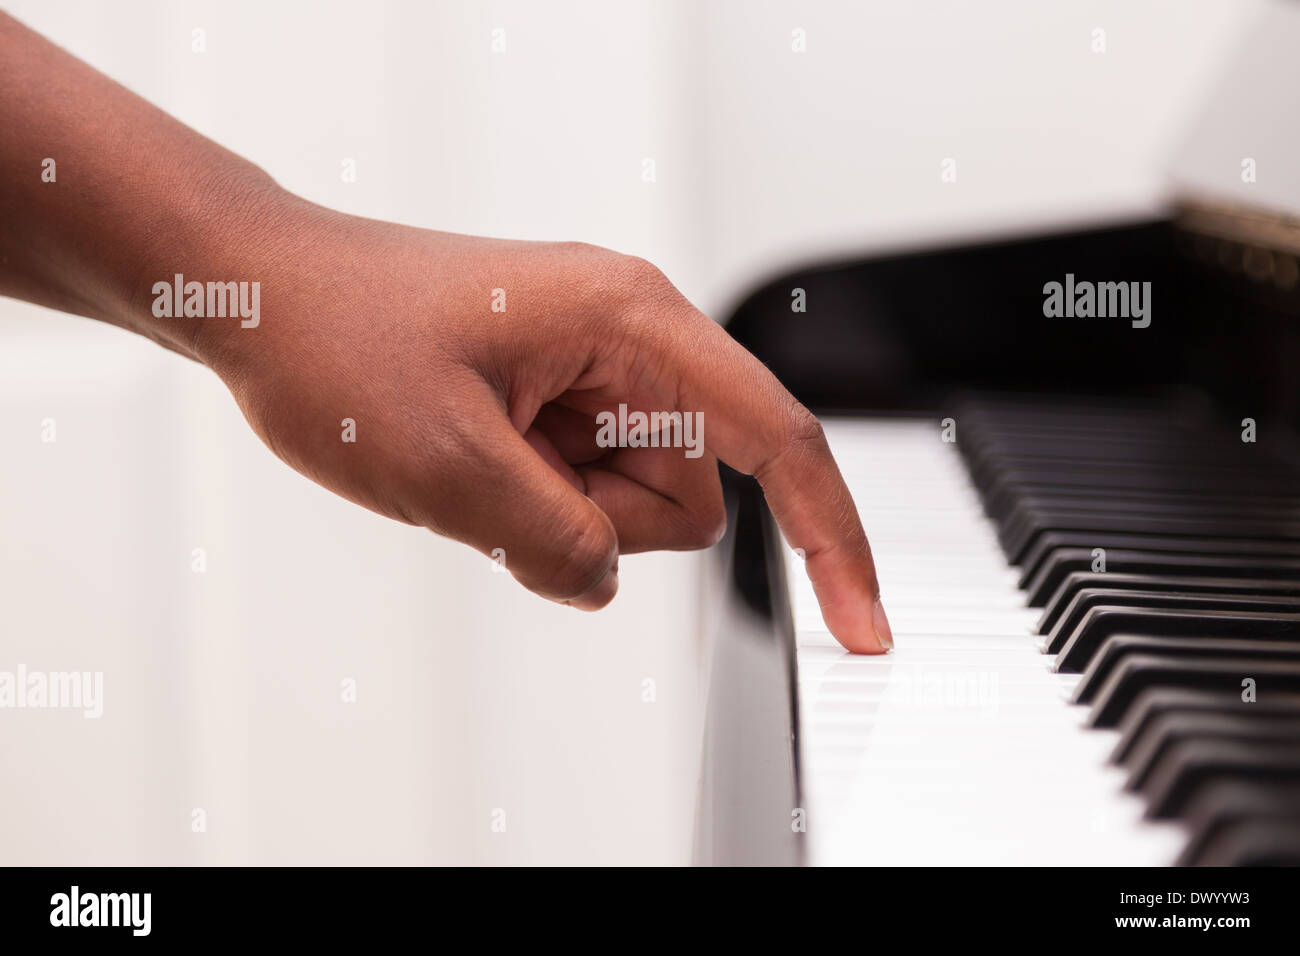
0 11 289 362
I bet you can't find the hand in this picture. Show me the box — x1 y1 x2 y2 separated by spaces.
0 10 891 653
191 194 893 652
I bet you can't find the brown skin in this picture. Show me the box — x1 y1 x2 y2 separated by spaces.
0 11 892 652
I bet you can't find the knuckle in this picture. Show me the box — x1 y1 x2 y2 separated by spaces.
753 401 827 481
555 248 677 334
782 403 826 455
569 253 681 347
554 239 605 260
611 254 675 303
621 254 666 283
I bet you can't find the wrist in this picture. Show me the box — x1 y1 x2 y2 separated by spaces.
120 165 309 374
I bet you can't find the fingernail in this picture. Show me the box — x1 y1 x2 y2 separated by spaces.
570 568 619 611
872 598 894 652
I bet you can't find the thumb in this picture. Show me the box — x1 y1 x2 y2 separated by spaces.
444 398 620 611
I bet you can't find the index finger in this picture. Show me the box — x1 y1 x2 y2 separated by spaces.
662 310 893 655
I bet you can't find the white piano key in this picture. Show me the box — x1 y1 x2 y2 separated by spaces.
785 418 1185 866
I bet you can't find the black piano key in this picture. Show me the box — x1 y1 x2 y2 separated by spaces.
1001 499 1300 558
1055 607 1300 674
1004 513 1300 566
1073 635 1300 704
1008 492 1300 522
1182 819 1300 866
966 453 1300 499
1139 738 1300 820
1176 780 1300 866
1046 591 1300 655
962 440 1293 476
1018 533 1300 596
1025 549 1300 608
984 469 1300 520
968 452 1297 487
1000 503 1300 563
1038 573 1300 635
1119 710 1300 790
1085 656 1300 729
1111 687 1300 763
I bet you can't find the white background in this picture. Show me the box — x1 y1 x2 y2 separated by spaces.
0 0 1266 864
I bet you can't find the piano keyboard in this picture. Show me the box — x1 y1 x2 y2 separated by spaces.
785 404 1300 866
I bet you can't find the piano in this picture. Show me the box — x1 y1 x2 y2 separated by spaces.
694 9 1300 867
